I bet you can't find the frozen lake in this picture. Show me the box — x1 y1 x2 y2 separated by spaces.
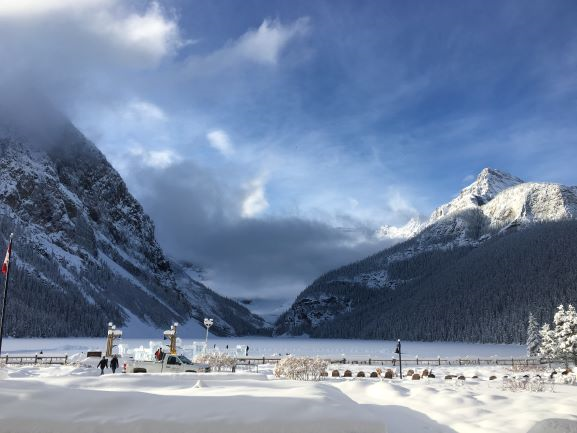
1 336 525 359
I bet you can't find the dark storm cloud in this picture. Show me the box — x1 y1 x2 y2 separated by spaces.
128 159 391 299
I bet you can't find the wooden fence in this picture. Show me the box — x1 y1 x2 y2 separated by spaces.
236 356 551 367
2 355 68 365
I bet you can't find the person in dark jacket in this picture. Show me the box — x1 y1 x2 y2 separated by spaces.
110 355 119 374
97 356 108 375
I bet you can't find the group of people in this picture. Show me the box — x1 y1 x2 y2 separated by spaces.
97 355 119 375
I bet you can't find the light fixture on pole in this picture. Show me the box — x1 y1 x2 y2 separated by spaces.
163 322 179 355
203 318 213 350
395 339 402 379
106 322 123 357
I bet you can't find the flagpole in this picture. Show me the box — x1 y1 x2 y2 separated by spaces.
0 233 14 356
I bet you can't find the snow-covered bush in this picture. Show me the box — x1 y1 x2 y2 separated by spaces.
274 356 329 381
502 377 546 392
195 352 236 371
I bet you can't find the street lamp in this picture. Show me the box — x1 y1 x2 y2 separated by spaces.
204 318 213 350
395 339 402 379
106 322 123 357
163 322 179 355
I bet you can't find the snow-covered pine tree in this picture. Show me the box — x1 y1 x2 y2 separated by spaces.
526 312 541 357
538 323 557 359
553 304 577 367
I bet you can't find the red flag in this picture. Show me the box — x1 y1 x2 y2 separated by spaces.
1 242 11 275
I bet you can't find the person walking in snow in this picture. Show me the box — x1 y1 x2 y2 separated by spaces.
97 356 108 375
110 355 119 374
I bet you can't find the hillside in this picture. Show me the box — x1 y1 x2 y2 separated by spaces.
275 169 577 342
0 91 267 337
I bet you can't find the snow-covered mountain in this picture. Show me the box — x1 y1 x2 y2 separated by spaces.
275 168 577 342
0 91 267 337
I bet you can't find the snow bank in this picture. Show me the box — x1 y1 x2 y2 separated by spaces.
0 366 387 433
1 364 577 433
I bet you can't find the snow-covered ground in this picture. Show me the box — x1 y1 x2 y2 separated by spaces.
1 338 575 433
0 362 576 433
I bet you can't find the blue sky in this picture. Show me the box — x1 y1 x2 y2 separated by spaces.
1 0 576 305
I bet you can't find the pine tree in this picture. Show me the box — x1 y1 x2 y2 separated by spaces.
526 312 541 357
538 323 556 359
553 304 577 367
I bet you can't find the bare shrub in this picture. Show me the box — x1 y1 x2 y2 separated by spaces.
274 356 329 381
195 352 236 371
502 376 548 392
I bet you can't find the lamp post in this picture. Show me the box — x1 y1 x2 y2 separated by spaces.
395 339 402 379
204 318 213 351
163 322 179 355
106 322 123 357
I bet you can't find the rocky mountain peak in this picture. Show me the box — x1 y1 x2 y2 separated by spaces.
465 168 524 203
429 168 524 222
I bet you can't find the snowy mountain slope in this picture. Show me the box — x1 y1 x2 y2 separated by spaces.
376 168 524 241
276 168 577 342
0 92 267 337
376 216 426 240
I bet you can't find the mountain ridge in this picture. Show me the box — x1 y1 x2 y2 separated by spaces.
0 92 268 337
275 168 577 342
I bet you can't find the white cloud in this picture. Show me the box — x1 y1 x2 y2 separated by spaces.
207 129 234 157
124 99 167 122
386 188 418 218
0 0 110 17
129 146 181 169
186 17 310 75
232 18 310 65
0 0 183 79
242 176 269 218
94 2 181 63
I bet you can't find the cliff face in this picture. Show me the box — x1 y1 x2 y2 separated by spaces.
0 92 266 337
